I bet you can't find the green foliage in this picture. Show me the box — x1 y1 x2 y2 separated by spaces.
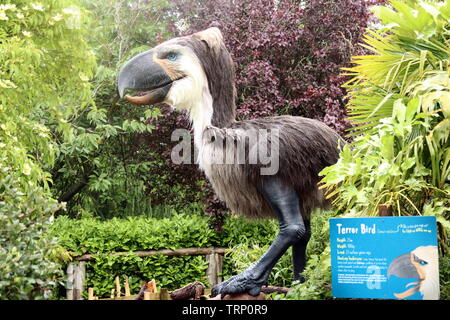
86 254 209 298
298 0 450 300
321 98 450 220
51 0 179 218
0 0 95 191
220 215 279 247
320 0 449 225
337 1 450 216
49 214 282 298
344 0 450 136
0 176 63 299
51 214 217 255
440 254 450 299
50 213 281 255
50 214 215 297
0 0 95 299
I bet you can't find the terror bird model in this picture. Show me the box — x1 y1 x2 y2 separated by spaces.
118 27 342 297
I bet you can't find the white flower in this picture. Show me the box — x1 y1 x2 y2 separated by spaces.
0 4 16 11
16 13 24 19
62 6 80 16
52 13 63 21
23 163 31 176
22 31 32 38
0 12 9 21
31 3 45 11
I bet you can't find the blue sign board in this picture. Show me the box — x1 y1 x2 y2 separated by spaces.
330 216 439 300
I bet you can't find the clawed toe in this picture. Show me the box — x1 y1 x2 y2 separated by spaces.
210 272 264 298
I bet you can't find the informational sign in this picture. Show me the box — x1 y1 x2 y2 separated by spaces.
329 216 439 300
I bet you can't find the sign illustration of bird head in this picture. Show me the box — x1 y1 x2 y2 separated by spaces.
388 246 439 300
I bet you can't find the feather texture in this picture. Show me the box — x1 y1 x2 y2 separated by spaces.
199 116 343 220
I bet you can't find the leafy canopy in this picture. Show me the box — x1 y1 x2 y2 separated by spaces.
51 0 178 219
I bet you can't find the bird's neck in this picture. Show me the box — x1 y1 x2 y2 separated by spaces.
189 88 213 149
189 86 236 149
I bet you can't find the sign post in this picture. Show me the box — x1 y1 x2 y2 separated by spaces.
329 216 439 300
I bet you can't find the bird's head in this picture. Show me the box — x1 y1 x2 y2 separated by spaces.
117 27 236 127
388 245 439 300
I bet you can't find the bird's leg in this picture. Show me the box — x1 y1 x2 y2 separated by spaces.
292 226 310 283
212 178 307 297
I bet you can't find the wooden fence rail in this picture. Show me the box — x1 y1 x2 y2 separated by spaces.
66 247 229 300
74 246 228 261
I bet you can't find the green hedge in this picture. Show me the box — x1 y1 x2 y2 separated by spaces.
50 214 278 298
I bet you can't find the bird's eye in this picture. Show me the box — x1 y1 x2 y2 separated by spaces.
419 260 428 266
167 52 178 61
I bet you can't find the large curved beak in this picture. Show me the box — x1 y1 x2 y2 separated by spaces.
117 50 172 105
388 253 424 299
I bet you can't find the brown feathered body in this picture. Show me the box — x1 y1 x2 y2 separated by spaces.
199 116 342 221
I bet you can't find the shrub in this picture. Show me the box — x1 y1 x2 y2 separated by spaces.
49 214 280 297
320 0 450 223
0 176 62 299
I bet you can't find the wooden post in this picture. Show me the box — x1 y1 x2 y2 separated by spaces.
149 292 161 300
124 276 131 296
115 276 121 297
146 279 157 293
66 263 74 300
206 251 223 287
88 287 95 300
71 262 86 300
378 204 392 217
160 288 170 300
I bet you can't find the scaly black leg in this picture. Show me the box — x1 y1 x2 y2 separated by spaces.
211 177 308 297
292 224 310 283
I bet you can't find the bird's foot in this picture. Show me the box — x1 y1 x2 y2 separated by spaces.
211 269 268 298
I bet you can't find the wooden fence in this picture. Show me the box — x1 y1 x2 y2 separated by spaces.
66 247 228 300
